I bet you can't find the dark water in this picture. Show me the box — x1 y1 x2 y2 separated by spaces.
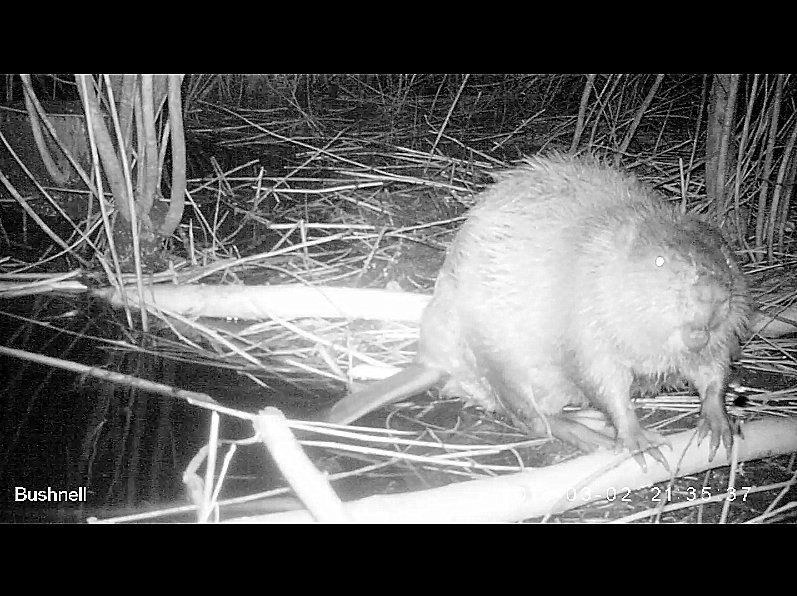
0 294 336 523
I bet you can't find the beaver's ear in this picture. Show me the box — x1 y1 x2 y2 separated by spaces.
728 334 742 361
613 218 639 252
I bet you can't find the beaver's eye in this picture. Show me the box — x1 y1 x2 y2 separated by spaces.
655 255 666 267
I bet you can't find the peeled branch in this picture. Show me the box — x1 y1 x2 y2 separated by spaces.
224 417 797 523
97 283 797 338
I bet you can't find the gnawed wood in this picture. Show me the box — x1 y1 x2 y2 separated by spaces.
227 417 797 523
98 283 797 338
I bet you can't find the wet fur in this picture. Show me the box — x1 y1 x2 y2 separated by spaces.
327 154 751 454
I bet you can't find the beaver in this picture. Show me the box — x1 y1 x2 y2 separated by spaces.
326 154 751 468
